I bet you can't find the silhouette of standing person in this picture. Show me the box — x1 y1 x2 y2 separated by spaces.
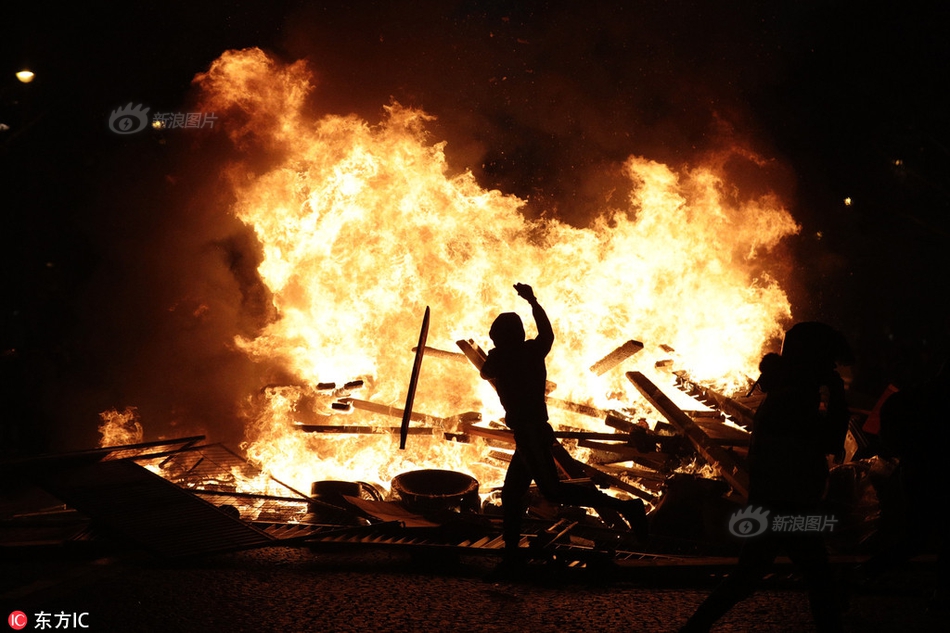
869 358 949 610
480 283 646 568
680 322 853 632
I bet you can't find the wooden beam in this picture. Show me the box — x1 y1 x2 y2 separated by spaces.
294 424 434 435
626 371 749 499
674 372 759 431
693 419 751 446
578 439 674 472
455 339 488 371
401 307 430 449
589 340 644 375
544 397 607 418
346 398 446 424
412 346 467 362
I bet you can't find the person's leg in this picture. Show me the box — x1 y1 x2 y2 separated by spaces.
501 446 533 553
789 534 844 632
680 536 777 632
516 423 648 538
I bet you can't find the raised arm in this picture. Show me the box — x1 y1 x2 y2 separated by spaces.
514 283 553 354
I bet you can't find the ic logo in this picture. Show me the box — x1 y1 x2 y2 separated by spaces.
8 611 28 630
109 103 150 134
729 506 771 538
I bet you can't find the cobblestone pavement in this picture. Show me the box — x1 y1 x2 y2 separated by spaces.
1 545 943 633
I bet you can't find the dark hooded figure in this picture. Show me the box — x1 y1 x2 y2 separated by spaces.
869 358 949 610
480 284 646 569
680 322 853 633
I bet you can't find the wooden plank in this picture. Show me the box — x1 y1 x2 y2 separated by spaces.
674 372 759 430
346 398 446 424
579 439 673 473
693 419 751 445
401 307 430 449
545 440 655 502
294 424 434 435
459 421 635 444
626 371 749 499
590 340 644 375
412 346 467 362
455 339 488 371
544 397 606 418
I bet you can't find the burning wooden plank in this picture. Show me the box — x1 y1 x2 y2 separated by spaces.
401 306 430 449
346 398 447 425
557 451 658 503
455 338 488 370
545 397 606 418
294 424 435 435
578 439 675 473
626 371 749 499
412 345 467 362
692 419 751 446
459 420 641 444
589 340 644 375
673 372 759 431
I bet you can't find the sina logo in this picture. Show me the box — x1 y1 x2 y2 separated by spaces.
729 506 770 537
109 103 150 134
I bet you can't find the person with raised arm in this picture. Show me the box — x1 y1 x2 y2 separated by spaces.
481 283 647 573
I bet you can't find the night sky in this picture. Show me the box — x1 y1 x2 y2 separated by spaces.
2 1 948 454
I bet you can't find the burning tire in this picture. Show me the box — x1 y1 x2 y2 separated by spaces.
389 469 479 515
306 480 382 525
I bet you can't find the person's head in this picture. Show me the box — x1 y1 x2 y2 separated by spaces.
781 321 853 379
490 312 525 348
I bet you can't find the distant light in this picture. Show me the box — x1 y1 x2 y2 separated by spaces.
0 123 9 132
843 197 852 206
816 231 823 240
151 119 165 130
893 159 903 166
16 70 35 83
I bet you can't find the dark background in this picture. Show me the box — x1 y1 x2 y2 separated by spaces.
2 0 948 454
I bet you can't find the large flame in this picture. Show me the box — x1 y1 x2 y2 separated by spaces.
98 406 144 447
192 48 799 494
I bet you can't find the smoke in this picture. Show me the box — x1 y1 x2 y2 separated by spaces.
37 127 282 450
280 1 799 224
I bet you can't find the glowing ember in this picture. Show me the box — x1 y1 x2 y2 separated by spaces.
182 48 799 494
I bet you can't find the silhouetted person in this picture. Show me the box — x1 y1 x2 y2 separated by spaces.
480 284 646 567
680 322 853 632
867 358 949 609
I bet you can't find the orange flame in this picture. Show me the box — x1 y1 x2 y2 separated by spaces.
98 406 144 447
191 48 800 493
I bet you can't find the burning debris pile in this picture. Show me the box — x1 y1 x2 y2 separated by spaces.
8 47 879 564
190 47 798 504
